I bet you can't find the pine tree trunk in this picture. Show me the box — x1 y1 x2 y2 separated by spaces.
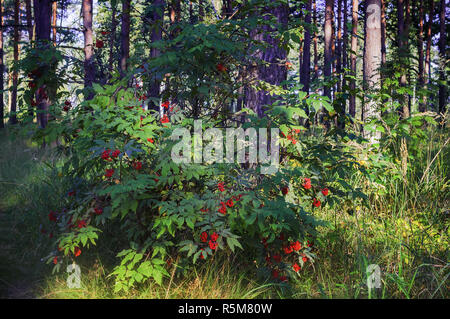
438 0 446 117
52 0 57 46
324 0 333 100
120 0 131 77
33 0 52 129
313 0 318 81
342 0 348 90
0 0 3 128
381 0 386 65
300 0 312 94
423 0 434 110
10 0 20 124
349 0 358 118
25 0 33 41
83 0 95 95
418 0 425 112
108 3 117 79
363 0 382 143
337 0 342 93
148 0 165 111
245 3 289 117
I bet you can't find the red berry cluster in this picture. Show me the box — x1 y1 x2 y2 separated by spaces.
262 233 314 282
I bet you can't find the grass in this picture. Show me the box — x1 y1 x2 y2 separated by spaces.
0 127 448 299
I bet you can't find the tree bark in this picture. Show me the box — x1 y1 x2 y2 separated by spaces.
397 0 410 118
349 0 358 118
423 0 434 110
148 0 165 111
245 3 289 117
300 0 312 94
33 0 52 129
324 0 333 100
438 0 446 116
25 0 33 41
83 0 95 95
418 0 425 111
120 0 131 77
343 0 348 82
313 0 318 81
0 0 4 128
363 0 382 143
337 0 342 93
381 0 386 65
10 0 20 124
108 3 117 79
52 0 57 46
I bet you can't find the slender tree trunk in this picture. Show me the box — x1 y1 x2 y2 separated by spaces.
324 0 333 101
108 3 117 79
51 0 57 46
397 0 410 118
349 0 358 118
120 0 131 77
83 0 95 95
418 0 425 111
33 0 52 129
245 3 289 117
10 0 20 124
438 0 446 116
148 0 165 111
300 0 312 94
363 0 382 143
343 0 348 79
313 0 318 81
25 0 33 41
222 0 232 18
381 0 386 65
337 0 342 93
199 0 204 20
0 0 3 128
423 0 434 110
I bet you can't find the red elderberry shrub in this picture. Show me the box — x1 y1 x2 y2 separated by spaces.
48 211 57 222
53 256 58 265
321 188 329 196
111 150 120 158
210 232 219 242
217 182 225 192
291 241 302 251
272 269 279 279
272 254 281 263
133 161 143 170
74 247 81 257
200 232 208 243
302 178 312 190
161 114 170 124
302 256 308 263
209 240 218 250
283 245 293 254
161 101 170 109
95 39 104 48
281 186 289 195
293 263 301 272
313 198 321 207
216 63 227 72
94 207 103 215
226 198 234 207
105 168 115 178
78 220 87 228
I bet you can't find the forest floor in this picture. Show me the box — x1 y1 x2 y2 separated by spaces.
0 128 448 299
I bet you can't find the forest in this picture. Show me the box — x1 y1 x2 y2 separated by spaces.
0 0 448 299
